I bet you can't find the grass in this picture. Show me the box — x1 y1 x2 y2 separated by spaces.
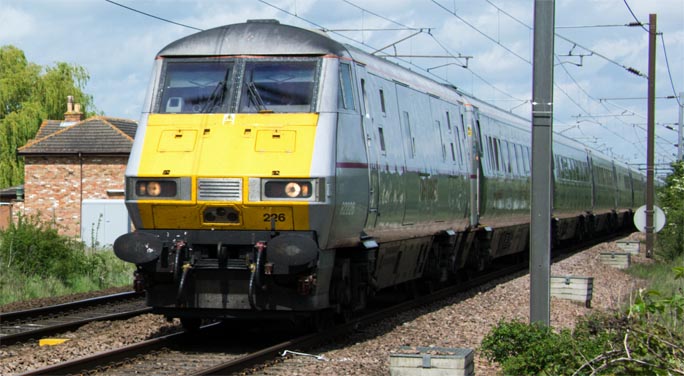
627 252 684 297
0 250 135 306
0 214 135 306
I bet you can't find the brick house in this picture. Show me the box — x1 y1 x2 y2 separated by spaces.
16 101 137 245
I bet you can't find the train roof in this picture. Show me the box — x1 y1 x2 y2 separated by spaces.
344 45 467 105
157 20 348 58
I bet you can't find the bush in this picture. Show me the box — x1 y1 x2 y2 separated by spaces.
480 317 614 375
0 213 88 280
656 161 684 261
0 213 134 305
481 266 684 375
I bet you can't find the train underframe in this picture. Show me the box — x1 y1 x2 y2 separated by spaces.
124 209 633 327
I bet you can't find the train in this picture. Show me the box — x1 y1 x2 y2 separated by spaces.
113 20 645 328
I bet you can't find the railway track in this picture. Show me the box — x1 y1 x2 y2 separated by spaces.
19 259 528 376
17 232 627 375
0 291 150 346
19 321 295 376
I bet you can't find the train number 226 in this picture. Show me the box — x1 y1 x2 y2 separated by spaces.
263 213 287 222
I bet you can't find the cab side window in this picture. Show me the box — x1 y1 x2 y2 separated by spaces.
338 62 355 111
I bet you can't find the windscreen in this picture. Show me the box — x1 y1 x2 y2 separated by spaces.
238 60 317 113
158 60 234 114
155 58 319 114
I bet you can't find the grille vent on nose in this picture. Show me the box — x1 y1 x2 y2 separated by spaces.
198 178 242 201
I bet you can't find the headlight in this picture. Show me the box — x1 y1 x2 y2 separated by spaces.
249 178 322 202
132 179 178 198
265 180 313 199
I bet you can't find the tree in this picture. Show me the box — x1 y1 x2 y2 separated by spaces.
656 160 684 261
0 45 95 188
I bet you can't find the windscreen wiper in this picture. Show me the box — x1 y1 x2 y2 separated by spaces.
246 82 271 113
202 66 231 113
201 80 226 113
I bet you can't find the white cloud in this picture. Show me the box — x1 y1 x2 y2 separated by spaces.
0 5 35 43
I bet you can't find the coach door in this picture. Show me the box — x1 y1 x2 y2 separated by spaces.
356 66 380 228
587 153 596 211
465 104 483 227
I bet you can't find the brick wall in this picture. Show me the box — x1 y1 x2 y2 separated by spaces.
0 203 11 230
22 155 128 237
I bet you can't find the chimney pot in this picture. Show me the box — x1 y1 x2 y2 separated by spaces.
64 95 84 122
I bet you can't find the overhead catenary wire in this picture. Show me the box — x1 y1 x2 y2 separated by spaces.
474 0 676 161
477 0 648 155
659 34 682 106
266 0 672 162
555 23 644 29
260 0 527 105
430 0 531 64
102 0 678 162
622 0 650 33
477 0 648 79
103 0 203 31
331 1 663 162
342 0 525 102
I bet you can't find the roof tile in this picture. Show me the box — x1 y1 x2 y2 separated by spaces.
18 116 137 155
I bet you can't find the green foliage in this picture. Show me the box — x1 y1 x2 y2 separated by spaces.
0 45 96 188
656 160 684 261
481 267 684 375
480 318 614 375
0 213 87 278
628 255 684 309
0 214 133 305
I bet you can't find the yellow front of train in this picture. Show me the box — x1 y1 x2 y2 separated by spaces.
114 21 348 321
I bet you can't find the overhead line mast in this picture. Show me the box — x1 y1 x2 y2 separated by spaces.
645 14 657 258
530 0 555 326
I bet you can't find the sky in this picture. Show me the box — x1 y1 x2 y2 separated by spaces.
1 0 682 171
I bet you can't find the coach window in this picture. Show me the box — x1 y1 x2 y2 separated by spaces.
487 136 497 172
379 89 386 115
402 111 415 158
378 127 387 152
436 120 446 161
513 144 523 177
484 137 491 170
454 126 464 165
360 79 371 118
492 137 501 172
239 60 317 113
338 63 355 110
501 140 511 175
512 143 520 176
158 60 234 114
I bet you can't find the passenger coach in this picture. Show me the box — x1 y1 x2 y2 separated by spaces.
114 20 644 327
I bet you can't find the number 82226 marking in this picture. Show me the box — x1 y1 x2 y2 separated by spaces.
263 213 287 222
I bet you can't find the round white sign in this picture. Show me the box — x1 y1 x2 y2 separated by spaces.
633 205 666 233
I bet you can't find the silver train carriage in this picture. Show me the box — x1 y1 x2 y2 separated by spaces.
113 20 645 325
